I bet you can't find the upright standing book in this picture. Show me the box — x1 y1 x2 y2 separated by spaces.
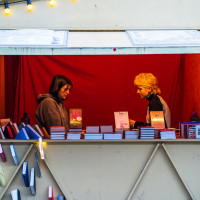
10 144 19 165
22 161 29 187
0 163 6 187
69 109 82 129
0 143 6 162
150 111 165 129
30 167 36 195
10 189 21 200
48 186 54 200
114 111 129 129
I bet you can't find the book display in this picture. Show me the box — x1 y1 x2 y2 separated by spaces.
50 126 65 140
69 109 82 129
139 127 155 139
125 130 138 139
114 111 129 129
150 111 165 129
85 126 103 140
179 122 200 138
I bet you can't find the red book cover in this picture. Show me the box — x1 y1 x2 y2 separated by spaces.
10 124 19 137
48 186 54 200
3 126 14 139
0 144 6 162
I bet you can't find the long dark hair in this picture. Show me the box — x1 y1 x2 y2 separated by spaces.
49 75 72 101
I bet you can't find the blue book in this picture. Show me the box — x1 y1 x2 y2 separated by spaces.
18 123 25 131
22 161 29 187
10 145 19 165
30 167 36 195
15 128 30 140
10 189 21 200
25 125 42 139
58 194 62 200
35 152 42 178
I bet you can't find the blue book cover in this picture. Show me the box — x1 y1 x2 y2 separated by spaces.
30 167 36 195
25 125 42 139
35 152 42 178
18 123 25 131
10 189 21 200
15 128 30 140
22 161 29 187
10 144 19 165
58 194 62 200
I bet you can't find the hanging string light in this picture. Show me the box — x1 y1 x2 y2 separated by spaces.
26 0 33 11
0 0 79 15
4 2 11 15
49 0 55 7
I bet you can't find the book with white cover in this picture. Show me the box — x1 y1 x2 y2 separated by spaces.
30 167 36 195
160 131 176 139
10 144 19 165
10 189 21 200
114 111 129 129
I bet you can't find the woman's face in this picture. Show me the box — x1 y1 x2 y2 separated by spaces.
136 86 151 98
58 84 71 100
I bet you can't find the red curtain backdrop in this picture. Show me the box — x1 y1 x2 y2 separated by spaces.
5 54 186 128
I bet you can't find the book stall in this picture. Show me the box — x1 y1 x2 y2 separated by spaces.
1 109 200 199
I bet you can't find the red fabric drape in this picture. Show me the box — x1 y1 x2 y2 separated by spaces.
5 55 183 128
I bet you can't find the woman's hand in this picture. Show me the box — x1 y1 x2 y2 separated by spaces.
129 119 135 127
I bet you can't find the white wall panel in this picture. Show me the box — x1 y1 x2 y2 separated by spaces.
0 0 199 30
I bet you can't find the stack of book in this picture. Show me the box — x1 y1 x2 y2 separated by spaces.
125 130 138 139
160 130 176 139
140 127 155 139
50 126 66 140
67 128 82 140
101 125 122 140
85 126 103 140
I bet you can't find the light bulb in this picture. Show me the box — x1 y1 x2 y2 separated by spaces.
4 3 11 15
26 0 33 11
27 4 33 11
49 0 55 7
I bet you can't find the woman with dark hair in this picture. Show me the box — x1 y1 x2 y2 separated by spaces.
35 75 72 134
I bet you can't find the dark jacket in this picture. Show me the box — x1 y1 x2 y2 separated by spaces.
134 94 171 129
35 94 68 134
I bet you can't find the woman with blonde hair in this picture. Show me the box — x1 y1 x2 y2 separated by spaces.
130 73 171 129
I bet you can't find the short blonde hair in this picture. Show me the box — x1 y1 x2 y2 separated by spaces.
134 73 161 95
